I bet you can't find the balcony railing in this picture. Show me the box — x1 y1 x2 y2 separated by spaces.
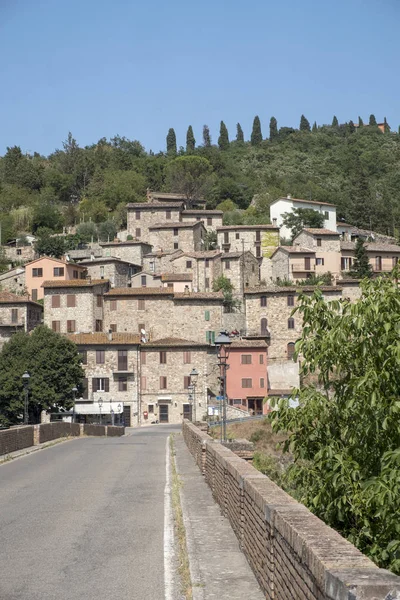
291 262 315 272
0 320 24 328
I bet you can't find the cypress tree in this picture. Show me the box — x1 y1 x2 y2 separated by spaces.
332 116 339 127
250 116 262 146
348 120 356 134
312 121 318 133
300 115 311 132
369 114 377 127
166 128 177 155
236 123 244 143
351 238 372 278
202 125 211 147
218 121 229 150
383 117 390 133
269 117 278 140
358 116 364 127
186 126 196 153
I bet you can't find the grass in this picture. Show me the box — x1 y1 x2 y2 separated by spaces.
209 418 287 456
169 434 193 600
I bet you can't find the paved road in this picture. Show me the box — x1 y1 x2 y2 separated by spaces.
0 425 180 600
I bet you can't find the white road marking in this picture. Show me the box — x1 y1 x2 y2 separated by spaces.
164 435 175 600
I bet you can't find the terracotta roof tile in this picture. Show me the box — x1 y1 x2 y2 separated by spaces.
301 228 340 236
126 202 184 209
245 286 342 294
42 279 108 288
26 256 85 268
105 287 173 297
65 332 140 345
173 291 224 301
171 250 221 260
99 241 151 247
161 273 193 282
144 337 208 348
0 291 41 306
148 221 204 230
341 241 400 252
230 339 268 348
271 246 315 257
182 210 223 215
217 225 279 231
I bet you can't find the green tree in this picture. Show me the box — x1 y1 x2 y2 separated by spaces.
165 156 213 207
86 168 146 210
300 115 311 132
204 230 218 250
218 121 229 150
348 238 372 278
348 164 374 229
384 117 390 133
97 220 117 242
270 273 400 573
76 221 98 243
0 326 84 426
166 128 177 155
369 114 378 127
348 120 356 134
269 117 278 141
358 116 364 127
202 125 211 147
32 202 63 233
186 126 196 153
251 116 262 146
332 116 339 127
312 121 318 133
236 123 244 143
34 228 65 258
212 275 239 312
282 207 325 240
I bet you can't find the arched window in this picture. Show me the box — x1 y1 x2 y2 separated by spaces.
287 343 295 360
261 318 268 335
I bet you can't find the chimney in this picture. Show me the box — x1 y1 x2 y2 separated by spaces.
108 329 113 342
272 218 277 227
184 285 190 294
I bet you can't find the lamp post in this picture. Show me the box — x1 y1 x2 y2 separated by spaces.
22 372 30 425
189 368 199 423
110 399 114 425
117 403 122 425
187 384 194 422
71 387 78 423
98 397 103 424
215 331 232 442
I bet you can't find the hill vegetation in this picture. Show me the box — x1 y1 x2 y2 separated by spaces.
0 114 399 245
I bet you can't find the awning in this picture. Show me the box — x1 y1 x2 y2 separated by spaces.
72 402 124 415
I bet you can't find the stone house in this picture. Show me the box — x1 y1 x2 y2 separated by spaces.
25 256 86 301
148 221 206 253
127 202 184 241
146 190 206 208
161 273 193 292
0 267 26 295
4 244 35 265
168 250 222 292
43 279 110 334
172 292 224 344
100 240 152 265
142 250 183 274
221 251 259 296
78 257 140 288
270 246 316 282
181 210 223 231
269 196 337 240
0 291 43 349
340 241 400 275
130 271 162 289
66 332 140 427
140 337 215 424
225 339 268 415
293 229 341 279
217 225 280 259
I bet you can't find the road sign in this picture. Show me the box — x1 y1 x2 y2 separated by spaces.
216 396 224 401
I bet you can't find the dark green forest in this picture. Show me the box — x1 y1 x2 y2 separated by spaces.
0 114 399 244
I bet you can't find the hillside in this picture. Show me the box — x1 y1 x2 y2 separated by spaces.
0 117 399 245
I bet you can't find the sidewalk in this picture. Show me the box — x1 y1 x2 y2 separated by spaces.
174 434 265 600
0 436 75 465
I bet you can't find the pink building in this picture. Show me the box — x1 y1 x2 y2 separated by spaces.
225 340 268 415
25 257 86 300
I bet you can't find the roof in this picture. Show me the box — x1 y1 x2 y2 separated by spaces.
301 228 340 236
65 332 140 345
340 242 400 253
99 241 152 247
244 286 342 295
182 210 223 216
105 287 174 297
161 273 193 282
144 337 209 348
148 192 206 203
270 197 336 208
42 279 108 289
221 251 257 259
336 222 354 228
268 389 295 396
78 257 139 266
229 339 268 348
144 250 182 258
271 246 316 258
126 202 184 209
148 221 205 230
0 291 41 307
26 256 85 269
171 250 222 260
173 291 224 301
216 225 279 231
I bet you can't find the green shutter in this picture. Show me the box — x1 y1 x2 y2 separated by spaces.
206 331 210 343
211 331 215 344
205 310 210 321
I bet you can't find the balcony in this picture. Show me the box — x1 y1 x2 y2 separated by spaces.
243 329 271 339
291 262 315 272
0 320 24 328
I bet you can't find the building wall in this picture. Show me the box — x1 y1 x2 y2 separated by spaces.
340 281 362 301
127 206 182 241
271 250 290 281
83 261 132 288
44 283 107 333
226 347 268 405
4 246 35 264
294 232 341 278
130 272 161 288
181 212 223 231
142 252 178 275
288 254 316 282
101 242 152 265
0 269 26 294
217 228 279 258
0 301 42 349
270 198 337 240
169 255 222 292
25 258 85 300
162 280 192 292
149 225 204 253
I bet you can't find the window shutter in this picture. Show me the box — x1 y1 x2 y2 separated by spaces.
105 378 110 392
82 378 88 399
205 310 210 321
206 331 210 343
92 378 98 393
211 331 215 344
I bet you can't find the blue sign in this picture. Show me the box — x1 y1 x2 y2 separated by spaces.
216 396 224 401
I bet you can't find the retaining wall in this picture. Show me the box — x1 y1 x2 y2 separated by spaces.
39 422 80 444
0 426 34 456
182 420 400 600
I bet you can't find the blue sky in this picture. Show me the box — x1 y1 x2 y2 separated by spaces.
0 0 398 156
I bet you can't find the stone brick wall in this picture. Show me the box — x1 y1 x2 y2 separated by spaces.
106 425 125 436
170 254 222 292
101 242 152 264
0 425 34 455
295 231 341 253
0 268 26 294
127 206 182 241
39 422 80 443
217 228 279 258
181 211 223 231
44 283 107 333
182 421 400 600
142 251 180 275
149 224 204 253
271 250 290 281
84 424 106 436
83 261 132 288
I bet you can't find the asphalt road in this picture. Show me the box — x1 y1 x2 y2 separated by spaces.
0 425 180 600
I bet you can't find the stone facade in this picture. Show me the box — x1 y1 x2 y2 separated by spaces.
181 210 223 231
149 221 206 253
0 291 42 349
0 267 26 294
100 241 152 265
43 280 109 334
169 251 222 292
25 256 86 301
271 247 316 282
127 202 184 242
221 251 259 296
142 250 182 275
217 225 280 259
4 245 35 264
78 258 138 288
294 229 341 279
130 271 162 288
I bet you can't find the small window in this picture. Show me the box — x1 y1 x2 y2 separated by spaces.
256 231 261 242
207 217 212 226
241 378 252 388
136 228 141 238
260 296 267 307
186 261 192 269
79 349 87 365
96 295 103 308
174 242 179 250
224 232 229 244
141 351 146 365
206 330 215 344
205 310 210 321
141 275 147 287
110 299 117 311
135 210 140 220
160 376 167 389
110 323 117 332
11 308 18 323
261 318 268 334
52 295 60 308
118 377 128 392
205 259 209 268
287 343 295 360
260 378 265 388
235 233 240 240
96 350 105 364
317 238 322 247
93 377 109 393
376 256 382 271
173 228 179 236
67 294 76 307
138 299 145 310
67 320 76 333
183 376 191 389
118 349 128 371
287 295 295 307
241 354 252 365
166 210 171 220
52 321 60 333
205 278 210 289
259 354 264 364
324 211 329 219
73 270 79 279
167 283 173 288
148 404 154 413
224 261 230 270
32 268 43 277
288 318 295 329
138 323 145 333
183 351 191 364
392 257 398 267
16 248 22 256
53 267 64 277
32 289 38 301
316 258 324 266
95 319 103 332
256 246 261 258
100 266 105 277
160 351 167 364
80 272 86 279
196 216 201 222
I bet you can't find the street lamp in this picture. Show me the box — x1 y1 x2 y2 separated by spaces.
187 384 194 422
71 387 78 423
22 372 30 425
117 403 122 425
98 397 103 424
215 331 232 442
189 368 199 423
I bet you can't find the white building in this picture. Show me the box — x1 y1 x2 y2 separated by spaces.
270 196 337 240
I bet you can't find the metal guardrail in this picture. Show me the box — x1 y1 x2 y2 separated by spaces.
208 414 266 428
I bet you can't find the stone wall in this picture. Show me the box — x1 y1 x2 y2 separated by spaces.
182 421 400 600
44 283 107 333
0 425 34 455
83 261 132 288
127 206 182 241
170 253 222 292
83 424 106 436
295 231 341 252
271 250 290 281
149 224 204 253
101 241 152 264
0 269 26 294
39 422 80 443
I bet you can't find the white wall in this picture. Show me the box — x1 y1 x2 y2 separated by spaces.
270 198 337 240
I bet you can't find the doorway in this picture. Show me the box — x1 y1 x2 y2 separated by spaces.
159 404 169 423
183 403 192 421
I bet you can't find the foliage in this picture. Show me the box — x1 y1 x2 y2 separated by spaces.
270 273 400 573
297 272 333 286
212 275 240 312
251 116 263 146
0 326 85 426
32 202 63 233
269 117 278 141
35 229 65 258
203 230 217 250
218 121 229 150
369 114 377 127
97 220 117 242
236 123 244 143
282 207 325 240
186 126 196 153
165 156 213 206
202 125 211 147
76 221 98 243
166 128 177 155
332 116 339 127
348 238 373 278
299 115 311 132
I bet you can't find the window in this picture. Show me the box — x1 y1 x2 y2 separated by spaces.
287 342 295 360
110 299 117 311
224 232 229 244
52 295 60 308
160 351 167 364
79 349 87 365
260 296 267 307
183 351 191 364
186 261 192 269
224 260 230 270
148 404 154 413
376 256 382 271
235 233 240 240
32 289 38 301
184 376 191 389
138 298 145 310
252 265 255 273
80 272 85 279
205 310 210 321
73 270 79 279
256 246 261 258
316 258 324 266
196 216 201 222
100 266 105 278
110 323 117 332
241 354 252 364
393 257 399 267
304 257 311 270
53 267 64 277
206 330 215 344
324 211 329 219
207 217 212 226
95 320 103 332
67 320 76 333
138 323 145 333
67 294 76 307
167 283 173 288
288 318 295 329
141 275 147 287
119 377 128 392
174 242 179 250
166 210 171 220
11 308 18 323
205 278 210 289
259 354 264 364
260 378 265 388
256 231 261 241
32 268 43 277
96 350 105 364
317 238 322 247
160 376 167 389
17 249 21 256
52 321 60 332
173 228 179 236
205 259 209 268
93 377 109 392
118 350 128 371
135 210 140 220
136 228 141 238
287 295 295 307
141 376 147 390
242 378 252 388
261 318 268 334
